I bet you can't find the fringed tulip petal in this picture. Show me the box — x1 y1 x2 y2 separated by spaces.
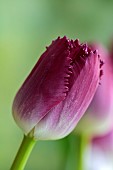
76 44 113 135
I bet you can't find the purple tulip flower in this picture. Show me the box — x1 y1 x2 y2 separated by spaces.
12 37 102 140
76 43 113 136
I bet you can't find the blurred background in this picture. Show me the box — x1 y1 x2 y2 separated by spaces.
0 0 113 169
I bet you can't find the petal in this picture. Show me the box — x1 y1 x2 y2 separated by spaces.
76 44 113 135
12 36 74 134
34 50 101 140
92 130 113 152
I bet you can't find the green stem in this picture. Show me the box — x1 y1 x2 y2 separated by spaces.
77 134 84 170
10 135 36 170
65 134 89 170
76 134 90 170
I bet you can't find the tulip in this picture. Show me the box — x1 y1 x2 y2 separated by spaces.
12 36 102 140
76 43 113 136
92 130 113 154
85 130 113 170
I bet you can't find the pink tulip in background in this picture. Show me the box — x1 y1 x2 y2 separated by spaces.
92 130 113 155
85 130 113 170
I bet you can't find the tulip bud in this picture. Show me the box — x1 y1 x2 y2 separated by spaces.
76 43 113 136
12 36 102 140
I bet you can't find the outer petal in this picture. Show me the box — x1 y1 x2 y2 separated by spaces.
76 44 113 135
12 37 74 134
34 50 101 140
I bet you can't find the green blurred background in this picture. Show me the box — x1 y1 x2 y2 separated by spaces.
0 0 113 169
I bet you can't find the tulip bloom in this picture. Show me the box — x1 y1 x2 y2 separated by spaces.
92 130 113 154
85 130 113 170
12 36 102 140
76 43 113 136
